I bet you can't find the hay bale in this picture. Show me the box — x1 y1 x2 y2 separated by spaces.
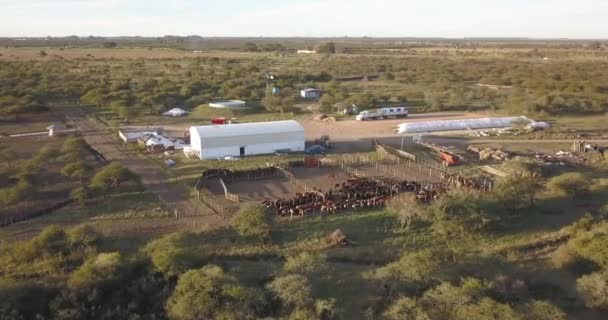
479 149 493 161
467 145 480 153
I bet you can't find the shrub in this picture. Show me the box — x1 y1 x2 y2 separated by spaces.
68 252 125 289
283 252 328 275
523 300 566 320
143 232 199 277
166 265 262 320
576 271 608 309
232 205 271 241
546 172 590 199
267 274 313 309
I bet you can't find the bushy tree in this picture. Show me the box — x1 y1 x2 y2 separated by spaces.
546 172 590 199
68 252 125 289
61 161 90 184
576 271 608 310
267 274 313 309
232 205 271 240
283 252 328 275
523 300 566 320
90 162 141 194
493 175 542 211
0 144 17 168
166 265 262 320
453 297 520 320
387 193 429 230
430 190 490 235
385 297 430 320
143 232 199 277
316 42 336 54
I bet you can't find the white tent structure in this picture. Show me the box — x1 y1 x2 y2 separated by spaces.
162 108 188 117
189 120 305 160
397 116 532 134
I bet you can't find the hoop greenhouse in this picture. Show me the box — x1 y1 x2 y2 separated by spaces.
397 116 531 134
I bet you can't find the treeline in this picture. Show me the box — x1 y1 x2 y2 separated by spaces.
1 49 608 120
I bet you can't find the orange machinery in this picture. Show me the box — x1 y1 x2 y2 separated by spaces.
438 150 459 167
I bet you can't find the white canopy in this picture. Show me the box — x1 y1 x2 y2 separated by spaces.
162 108 188 117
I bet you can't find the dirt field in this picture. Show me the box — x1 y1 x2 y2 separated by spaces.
300 112 488 140
349 162 443 185
128 111 488 154
289 166 353 192
225 177 295 202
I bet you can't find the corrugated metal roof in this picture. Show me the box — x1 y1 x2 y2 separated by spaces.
191 120 304 139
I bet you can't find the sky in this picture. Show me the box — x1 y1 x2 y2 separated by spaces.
1 0 607 38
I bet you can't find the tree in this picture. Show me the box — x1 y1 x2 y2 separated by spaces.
103 41 117 48
547 172 591 199
263 89 284 113
453 297 520 320
385 297 430 320
319 94 336 113
61 161 90 184
0 144 17 168
68 252 126 289
232 205 271 241
90 162 141 194
493 175 542 211
567 228 608 269
61 137 87 160
243 42 258 52
419 279 485 319
110 100 134 121
576 271 608 309
143 232 199 277
267 274 313 309
165 265 262 320
316 42 336 54
283 252 328 275
387 194 428 230
523 301 566 320
430 190 489 236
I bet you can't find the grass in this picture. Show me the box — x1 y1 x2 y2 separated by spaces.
0 192 167 242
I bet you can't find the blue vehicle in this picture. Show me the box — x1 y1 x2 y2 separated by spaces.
305 145 326 155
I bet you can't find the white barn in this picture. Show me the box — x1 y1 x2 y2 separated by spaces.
189 120 305 159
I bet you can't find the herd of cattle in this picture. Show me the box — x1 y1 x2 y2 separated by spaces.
199 167 489 218
260 177 440 217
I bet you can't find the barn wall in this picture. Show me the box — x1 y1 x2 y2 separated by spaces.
199 138 304 159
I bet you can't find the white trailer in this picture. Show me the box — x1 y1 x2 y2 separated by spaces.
355 106 408 121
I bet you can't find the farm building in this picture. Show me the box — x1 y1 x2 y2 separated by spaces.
300 88 323 99
189 120 305 159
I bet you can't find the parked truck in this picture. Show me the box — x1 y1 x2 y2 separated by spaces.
355 106 408 121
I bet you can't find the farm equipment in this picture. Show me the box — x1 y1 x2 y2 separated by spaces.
413 138 460 166
438 150 459 167
211 117 239 125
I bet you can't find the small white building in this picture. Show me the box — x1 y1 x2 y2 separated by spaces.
189 120 305 160
297 50 316 54
300 88 323 99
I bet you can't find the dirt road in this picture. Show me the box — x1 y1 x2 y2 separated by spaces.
128 112 487 141
56 107 227 229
